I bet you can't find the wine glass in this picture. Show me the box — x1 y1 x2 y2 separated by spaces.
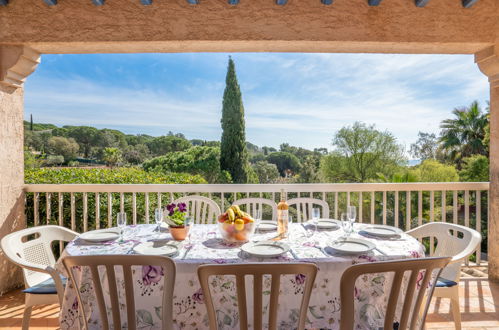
347 206 357 233
186 217 194 246
154 208 163 232
117 212 127 242
286 216 295 242
312 208 320 233
255 209 262 230
341 212 352 238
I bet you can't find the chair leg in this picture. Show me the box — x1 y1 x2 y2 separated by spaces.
450 289 462 330
22 306 32 330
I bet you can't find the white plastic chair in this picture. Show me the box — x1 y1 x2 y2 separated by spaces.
173 195 221 224
0 225 78 330
62 254 176 330
287 197 330 222
407 222 482 330
233 198 278 221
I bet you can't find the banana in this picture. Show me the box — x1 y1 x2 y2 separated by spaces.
231 205 243 217
227 208 236 222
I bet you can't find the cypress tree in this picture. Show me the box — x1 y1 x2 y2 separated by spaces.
30 114 33 131
220 57 249 183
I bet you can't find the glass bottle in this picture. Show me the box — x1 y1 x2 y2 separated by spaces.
277 189 289 239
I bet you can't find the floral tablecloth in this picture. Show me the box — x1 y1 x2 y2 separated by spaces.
57 223 425 330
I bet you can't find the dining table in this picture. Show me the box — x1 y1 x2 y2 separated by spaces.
56 221 425 330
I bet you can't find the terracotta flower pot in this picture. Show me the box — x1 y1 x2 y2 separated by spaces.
169 225 190 241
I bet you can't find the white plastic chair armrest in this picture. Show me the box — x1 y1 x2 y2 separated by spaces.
46 265 65 304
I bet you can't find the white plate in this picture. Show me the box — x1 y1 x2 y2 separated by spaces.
257 221 278 231
314 219 340 230
133 242 179 256
241 241 290 258
362 225 402 238
328 238 375 255
79 229 120 243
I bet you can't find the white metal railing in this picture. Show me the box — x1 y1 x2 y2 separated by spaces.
24 182 489 265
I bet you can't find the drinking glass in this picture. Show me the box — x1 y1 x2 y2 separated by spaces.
312 208 320 233
341 212 352 238
255 209 262 230
117 212 127 242
304 215 315 239
347 206 356 233
186 217 194 245
154 208 163 232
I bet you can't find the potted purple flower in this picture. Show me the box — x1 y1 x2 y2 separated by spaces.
164 202 192 240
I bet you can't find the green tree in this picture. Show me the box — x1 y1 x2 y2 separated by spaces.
459 155 489 182
123 144 151 165
412 159 459 182
297 155 321 183
440 101 488 164
24 148 42 169
410 132 440 160
44 155 65 166
99 129 128 150
103 147 123 168
47 136 79 162
146 135 191 156
324 122 405 182
267 152 302 177
252 161 280 183
67 126 100 158
143 146 227 183
220 57 249 183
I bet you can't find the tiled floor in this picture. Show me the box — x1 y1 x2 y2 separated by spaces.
0 276 498 330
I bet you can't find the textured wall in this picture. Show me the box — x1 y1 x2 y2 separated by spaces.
0 84 25 294
0 0 497 54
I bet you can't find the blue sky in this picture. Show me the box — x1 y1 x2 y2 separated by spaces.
25 53 489 152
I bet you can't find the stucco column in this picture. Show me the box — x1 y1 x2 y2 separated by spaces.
476 45 499 282
0 46 40 294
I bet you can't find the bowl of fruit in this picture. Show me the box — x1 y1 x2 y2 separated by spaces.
218 205 256 242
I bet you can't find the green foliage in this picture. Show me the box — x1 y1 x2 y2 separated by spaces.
47 136 79 162
410 132 440 161
25 130 52 153
143 146 226 183
124 144 151 165
103 147 123 168
322 122 406 182
126 134 154 146
297 155 321 183
459 155 489 182
25 167 206 185
279 143 314 160
440 101 488 164
252 161 280 183
23 120 57 131
24 148 42 169
412 159 459 182
220 57 249 183
44 155 65 166
66 126 101 158
267 152 302 177
377 170 419 183
146 135 191 157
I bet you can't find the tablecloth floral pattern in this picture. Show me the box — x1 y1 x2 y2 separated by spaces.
57 223 425 330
